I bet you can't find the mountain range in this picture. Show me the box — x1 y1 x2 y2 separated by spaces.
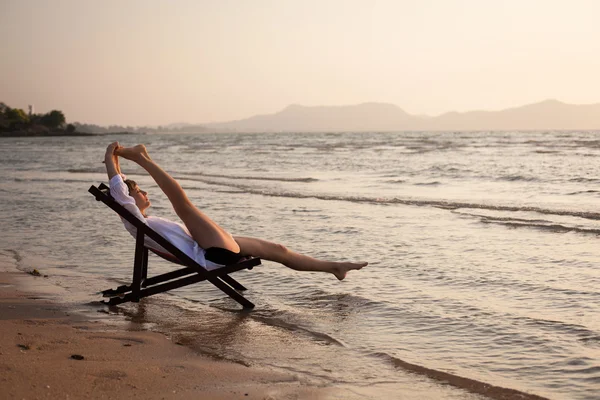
202 100 600 132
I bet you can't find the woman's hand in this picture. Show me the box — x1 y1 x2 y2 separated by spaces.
105 142 120 157
104 142 122 179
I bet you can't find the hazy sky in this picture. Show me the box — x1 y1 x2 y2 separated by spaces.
1 0 599 126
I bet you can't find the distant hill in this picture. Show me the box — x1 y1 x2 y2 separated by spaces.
204 100 600 132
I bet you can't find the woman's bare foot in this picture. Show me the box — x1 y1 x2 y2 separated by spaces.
116 144 150 163
332 261 368 281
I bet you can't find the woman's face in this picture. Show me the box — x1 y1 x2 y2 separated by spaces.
129 183 151 213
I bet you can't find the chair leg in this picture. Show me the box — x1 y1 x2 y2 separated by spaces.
141 247 149 287
131 230 146 301
207 276 255 308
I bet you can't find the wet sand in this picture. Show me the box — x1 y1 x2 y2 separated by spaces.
0 265 550 400
0 270 338 400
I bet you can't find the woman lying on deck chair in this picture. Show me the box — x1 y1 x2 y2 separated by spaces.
104 142 367 280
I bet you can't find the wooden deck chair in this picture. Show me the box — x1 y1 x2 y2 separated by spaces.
89 183 260 309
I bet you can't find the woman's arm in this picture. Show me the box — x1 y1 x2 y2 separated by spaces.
105 141 148 223
114 148 122 176
104 142 120 179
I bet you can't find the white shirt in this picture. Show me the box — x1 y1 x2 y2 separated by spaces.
109 174 218 270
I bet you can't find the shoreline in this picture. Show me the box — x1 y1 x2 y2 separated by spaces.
0 131 142 137
0 270 338 400
0 267 553 400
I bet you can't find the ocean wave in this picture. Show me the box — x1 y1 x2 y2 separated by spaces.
479 218 600 235
574 140 600 148
4 249 23 264
405 255 600 299
251 314 346 347
413 181 441 186
568 177 600 184
566 190 600 195
518 317 600 344
534 150 561 154
390 200 600 221
177 175 600 221
178 171 318 183
13 177 88 184
68 167 105 174
383 179 407 184
579 336 600 347
497 175 538 182
454 212 551 225
304 291 381 309
370 351 548 400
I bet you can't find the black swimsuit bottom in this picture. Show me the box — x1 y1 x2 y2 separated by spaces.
204 247 245 265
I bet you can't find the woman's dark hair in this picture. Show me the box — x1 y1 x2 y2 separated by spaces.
124 179 137 195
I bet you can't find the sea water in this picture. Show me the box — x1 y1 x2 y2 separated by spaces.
1 131 599 399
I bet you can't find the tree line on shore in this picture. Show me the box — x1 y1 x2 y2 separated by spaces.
0 102 148 136
0 102 73 135
0 102 208 136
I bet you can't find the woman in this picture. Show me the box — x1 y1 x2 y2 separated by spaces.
105 142 367 280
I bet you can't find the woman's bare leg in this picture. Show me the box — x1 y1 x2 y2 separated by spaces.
234 236 367 280
117 145 240 252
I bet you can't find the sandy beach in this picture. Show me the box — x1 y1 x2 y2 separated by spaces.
0 267 553 400
0 270 340 400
